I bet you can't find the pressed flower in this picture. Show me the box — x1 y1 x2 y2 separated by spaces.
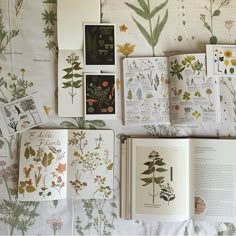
117 43 135 57
225 20 234 31
224 50 232 58
206 88 212 95
119 24 128 32
224 59 230 66
56 163 66 174
102 81 108 87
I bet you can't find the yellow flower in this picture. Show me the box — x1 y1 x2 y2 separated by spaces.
117 43 135 57
224 59 229 66
224 50 232 58
119 24 128 32
44 106 52 115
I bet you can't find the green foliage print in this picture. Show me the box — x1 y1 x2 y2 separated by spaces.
141 150 167 204
200 0 231 44
75 197 117 235
42 1 58 54
15 0 24 16
125 0 168 56
62 53 83 104
0 9 19 61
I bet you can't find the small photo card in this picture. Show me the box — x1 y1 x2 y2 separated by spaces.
207 45 236 77
84 73 116 120
84 23 116 72
0 93 48 137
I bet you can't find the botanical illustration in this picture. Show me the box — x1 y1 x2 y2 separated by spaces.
117 42 135 57
15 0 24 15
140 150 168 204
169 54 217 125
18 130 67 201
123 57 170 125
2 96 41 134
0 9 19 60
125 0 168 56
159 183 175 205
200 0 231 44
62 53 83 104
85 74 115 116
85 24 115 65
42 1 58 54
212 46 236 76
68 130 113 199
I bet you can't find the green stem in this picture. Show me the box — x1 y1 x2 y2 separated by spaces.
3 176 12 201
147 0 155 56
210 1 214 36
0 87 8 103
152 159 155 204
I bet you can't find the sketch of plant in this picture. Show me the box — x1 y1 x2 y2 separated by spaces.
15 0 24 16
51 175 65 195
170 59 185 80
62 53 83 104
20 98 36 124
182 56 203 75
95 134 103 149
0 9 19 60
69 170 87 195
125 0 168 56
183 92 191 102
42 5 58 54
200 0 231 44
68 131 88 154
159 183 175 205
127 89 133 100
93 175 112 199
103 149 113 171
24 141 36 159
8 119 18 132
140 150 167 204
39 178 52 197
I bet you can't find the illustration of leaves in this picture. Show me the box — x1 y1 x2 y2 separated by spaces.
125 3 149 19
141 177 152 186
24 147 30 159
152 10 168 46
213 10 221 16
15 0 24 16
156 167 167 172
154 176 165 184
127 89 133 100
132 16 152 45
26 185 36 193
142 166 155 175
155 159 166 166
107 163 113 170
42 152 54 168
18 186 24 194
150 0 168 18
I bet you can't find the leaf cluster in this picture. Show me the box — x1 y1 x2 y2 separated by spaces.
170 59 185 80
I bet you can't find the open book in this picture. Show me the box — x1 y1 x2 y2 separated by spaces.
123 54 220 126
18 129 114 201
121 137 236 223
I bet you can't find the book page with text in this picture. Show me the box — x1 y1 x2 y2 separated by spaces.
190 139 236 223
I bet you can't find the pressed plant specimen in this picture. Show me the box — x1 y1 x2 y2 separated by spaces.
125 0 168 56
140 150 167 204
170 59 185 80
62 53 83 104
200 0 231 44
182 56 203 75
68 131 88 154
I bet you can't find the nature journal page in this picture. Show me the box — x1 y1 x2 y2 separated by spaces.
169 54 219 125
123 57 170 125
130 138 190 221
67 129 114 199
18 130 68 201
190 139 236 223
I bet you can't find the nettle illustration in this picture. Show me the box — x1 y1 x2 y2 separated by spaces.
159 183 175 205
125 0 168 56
62 53 83 104
93 175 112 199
200 0 231 44
140 150 167 204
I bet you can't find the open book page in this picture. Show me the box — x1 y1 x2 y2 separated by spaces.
207 45 236 77
169 54 219 125
130 138 190 221
67 130 114 199
190 139 236 223
123 57 170 125
18 130 68 201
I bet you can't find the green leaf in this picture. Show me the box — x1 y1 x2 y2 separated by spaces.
178 89 182 96
203 22 212 33
0 97 8 104
26 185 36 193
62 81 72 88
140 177 152 186
63 68 73 73
154 176 164 184
18 186 25 194
150 0 168 18
132 16 152 46
73 73 82 78
213 10 221 16
73 80 82 88
156 167 167 172
24 147 30 159
127 89 132 100
107 163 113 170
73 64 82 70
155 160 166 166
125 3 149 20
53 200 58 208
137 0 149 14
63 74 73 79
86 120 106 127
142 167 155 175
29 147 36 156
60 121 78 128
152 9 168 46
